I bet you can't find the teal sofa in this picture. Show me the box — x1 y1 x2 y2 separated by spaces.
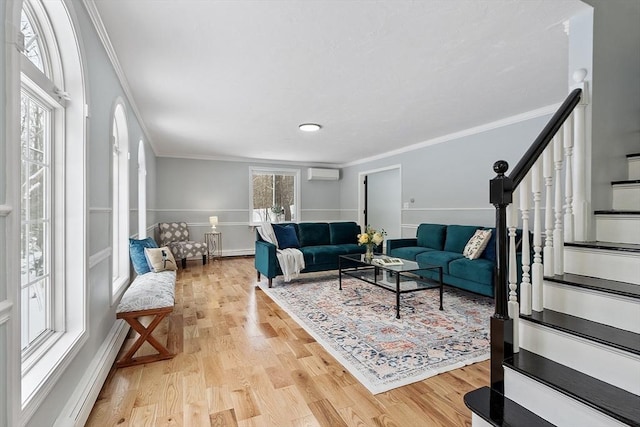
386 223 526 298
255 221 372 287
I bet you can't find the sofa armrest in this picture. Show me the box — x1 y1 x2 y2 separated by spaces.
386 238 418 255
255 240 278 279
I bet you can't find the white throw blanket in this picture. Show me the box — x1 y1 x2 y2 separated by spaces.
258 222 305 282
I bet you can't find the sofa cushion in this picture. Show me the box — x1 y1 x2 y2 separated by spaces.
415 250 465 274
298 223 330 247
444 225 479 253
302 245 347 264
272 224 300 249
129 237 158 274
416 223 447 250
340 243 367 254
449 257 495 287
329 222 361 245
389 246 434 261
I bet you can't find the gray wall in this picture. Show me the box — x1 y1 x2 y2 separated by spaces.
582 0 640 210
340 115 553 236
155 157 342 254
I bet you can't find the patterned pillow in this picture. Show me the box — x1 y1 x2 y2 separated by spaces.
144 246 178 272
463 229 492 260
129 237 158 274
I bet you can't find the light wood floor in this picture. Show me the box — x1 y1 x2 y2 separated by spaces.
86 257 490 427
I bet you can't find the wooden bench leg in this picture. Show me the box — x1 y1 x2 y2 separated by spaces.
202 254 207 265
116 307 175 368
181 258 186 269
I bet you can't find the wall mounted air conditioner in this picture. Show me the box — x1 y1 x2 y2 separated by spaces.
307 168 340 181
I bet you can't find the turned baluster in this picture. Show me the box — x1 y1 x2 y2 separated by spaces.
564 116 575 243
543 146 554 277
531 160 544 312
519 174 532 316
553 134 565 275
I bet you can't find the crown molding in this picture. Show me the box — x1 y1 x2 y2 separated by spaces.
81 0 156 155
340 103 561 168
156 152 341 169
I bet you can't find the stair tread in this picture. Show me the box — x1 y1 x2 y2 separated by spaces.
464 386 555 427
505 350 640 426
545 273 640 299
612 179 640 185
594 209 640 215
522 309 640 355
564 240 640 253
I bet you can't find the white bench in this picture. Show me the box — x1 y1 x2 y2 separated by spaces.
115 270 177 367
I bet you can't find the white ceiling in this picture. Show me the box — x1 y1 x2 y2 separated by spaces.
90 0 588 166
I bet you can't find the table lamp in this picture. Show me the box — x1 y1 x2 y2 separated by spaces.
209 216 218 231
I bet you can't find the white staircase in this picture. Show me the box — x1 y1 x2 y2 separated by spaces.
465 153 640 426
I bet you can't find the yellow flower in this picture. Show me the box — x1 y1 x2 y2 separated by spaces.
357 226 386 246
357 233 370 244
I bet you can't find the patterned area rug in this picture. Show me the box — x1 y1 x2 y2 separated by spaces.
259 273 494 394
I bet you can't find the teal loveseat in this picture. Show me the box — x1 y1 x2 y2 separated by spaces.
386 223 526 298
255 221 372 287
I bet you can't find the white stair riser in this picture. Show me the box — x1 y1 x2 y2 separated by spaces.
612 184 640 210
564 247 640 284
504 369 628 427
595 215 640 244
628 157 640 180
543 280 640 333
519 321 640 394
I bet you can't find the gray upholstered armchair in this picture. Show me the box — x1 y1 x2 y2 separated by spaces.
158 222 207 268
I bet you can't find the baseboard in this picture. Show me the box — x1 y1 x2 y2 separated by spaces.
53 319 129 427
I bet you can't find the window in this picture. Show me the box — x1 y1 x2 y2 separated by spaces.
249 167 300 225
19 1 57 358
111 102 129 300
14 0 87 415
20 86 53 353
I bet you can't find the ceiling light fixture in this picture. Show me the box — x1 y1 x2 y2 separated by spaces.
299 123 321 132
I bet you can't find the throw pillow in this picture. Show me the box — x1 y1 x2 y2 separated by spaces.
272 224 300 249
463 229 492 260
129 237 158 274
144 246 178 272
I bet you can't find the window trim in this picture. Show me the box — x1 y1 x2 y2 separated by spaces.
110 99 130 303
249 166 301 226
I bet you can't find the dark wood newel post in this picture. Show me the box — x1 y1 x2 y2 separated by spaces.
489 160 514 393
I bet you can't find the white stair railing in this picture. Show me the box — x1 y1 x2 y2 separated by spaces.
502 72 590 357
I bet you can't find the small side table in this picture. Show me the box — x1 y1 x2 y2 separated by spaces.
204 231 222 261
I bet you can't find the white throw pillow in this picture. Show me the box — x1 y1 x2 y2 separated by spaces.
463 229 492 260
144 246 178 272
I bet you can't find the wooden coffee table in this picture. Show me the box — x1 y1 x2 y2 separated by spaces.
338 254 443 319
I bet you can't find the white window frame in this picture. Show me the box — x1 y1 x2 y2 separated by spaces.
111 100 129 302
249 167 301 226
7 0 87 421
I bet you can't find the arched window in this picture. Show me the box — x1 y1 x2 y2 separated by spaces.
13 0 87 415
111 101 129 299
20 0 57 356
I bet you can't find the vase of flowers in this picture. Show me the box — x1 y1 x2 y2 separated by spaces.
357 225 386 262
